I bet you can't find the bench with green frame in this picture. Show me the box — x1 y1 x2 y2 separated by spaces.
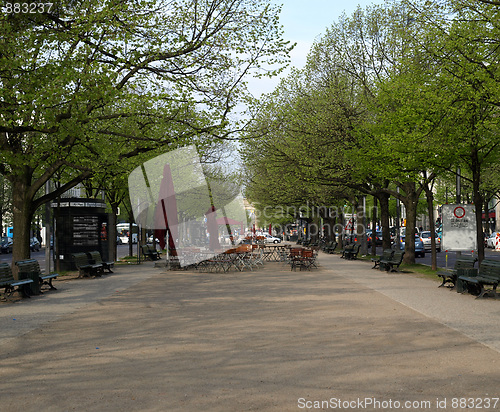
371 248 394 269
379 250 405 272
0 262 33 301
87 251 114 273
322 241 338 254
16 258 59 295
72 252 104 278
436 256 477 288
141 244 161 261
341 244 360 260
457 258 500 299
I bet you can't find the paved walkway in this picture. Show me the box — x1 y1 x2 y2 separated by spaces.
0 253 499 411
319 253 500 353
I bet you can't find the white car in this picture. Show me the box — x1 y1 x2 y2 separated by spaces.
419 231 441 252
264 234 281 244
120 233 138 244
486 232 500 248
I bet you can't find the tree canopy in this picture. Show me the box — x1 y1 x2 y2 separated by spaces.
241 0 500 263
0 0 293 263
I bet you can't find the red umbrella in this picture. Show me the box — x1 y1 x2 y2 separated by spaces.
154 164 178 254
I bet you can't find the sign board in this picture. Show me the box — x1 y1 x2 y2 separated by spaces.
441 204 477 251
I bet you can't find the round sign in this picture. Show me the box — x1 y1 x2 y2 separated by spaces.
453 206 466 219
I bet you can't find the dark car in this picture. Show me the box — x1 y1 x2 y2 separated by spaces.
369 231 383 247
396 234 425 258
1 236 13 253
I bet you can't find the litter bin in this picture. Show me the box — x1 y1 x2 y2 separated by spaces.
456 267 478 294
17 268 40 296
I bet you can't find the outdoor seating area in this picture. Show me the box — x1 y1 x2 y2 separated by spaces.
437 256 478 288
289 247 318 271
178 245 265 273
0 259 60 301
72 252 105 278
173 243 321 273
457 258 500 299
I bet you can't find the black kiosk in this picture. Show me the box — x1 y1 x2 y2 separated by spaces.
52 198 109 271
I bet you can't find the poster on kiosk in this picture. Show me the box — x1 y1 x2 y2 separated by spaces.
441 204 477 252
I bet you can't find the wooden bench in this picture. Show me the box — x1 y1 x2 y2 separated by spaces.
88 251 114 273
436 256 477 288
16 259 59 294
341 244 360 260
371 248 394 269
72 252 104 278
457 258 500 298
379 250 405 272
141 244 161 261
0 262 33 300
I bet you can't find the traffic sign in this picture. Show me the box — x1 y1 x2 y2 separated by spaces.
441 204 477 252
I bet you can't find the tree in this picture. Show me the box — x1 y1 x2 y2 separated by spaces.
0 0 293 267
402 0 500 261
0 175 12 236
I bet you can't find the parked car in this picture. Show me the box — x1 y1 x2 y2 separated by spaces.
120 233 138 244
366 230 383 247
486 232 499 248
1 236 13 253
264 233 281 244
30 237 41 252
396 234 425 258
419 231 441 252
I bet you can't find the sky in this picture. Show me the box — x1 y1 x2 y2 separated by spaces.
248 0 384 97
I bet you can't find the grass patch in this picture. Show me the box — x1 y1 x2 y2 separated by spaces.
360 254 440 282
118 255 139 264
398 263 439 281
53 270 75 277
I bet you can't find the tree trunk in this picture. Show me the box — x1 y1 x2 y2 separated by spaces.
108 208 118 262
128 221 134 258
357 196 368 254
399 182 420 264
423 183 437 270
371 196 378 256
11 177 33 278
471 160 485 262
377 192 391 250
